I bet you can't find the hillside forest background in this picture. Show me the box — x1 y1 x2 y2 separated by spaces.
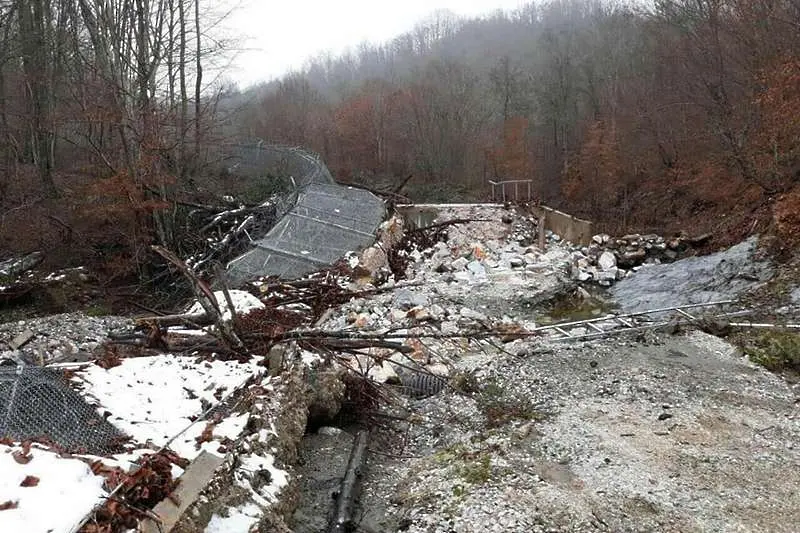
1 0 799 283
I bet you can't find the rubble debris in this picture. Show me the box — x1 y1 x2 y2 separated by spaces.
0 252 44 279
564 230 724 287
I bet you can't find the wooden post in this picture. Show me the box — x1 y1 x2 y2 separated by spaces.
538 212 546 250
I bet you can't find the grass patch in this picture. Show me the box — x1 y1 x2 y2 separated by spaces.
740 330 800 372
85 304 111 317
458 454 492 484
477 379 547 429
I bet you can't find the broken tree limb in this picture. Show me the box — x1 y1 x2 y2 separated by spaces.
134 312 210 328
316 338 414 354
152 246 220 319
329 429 370 533
151 246 249 356
214 264 246 352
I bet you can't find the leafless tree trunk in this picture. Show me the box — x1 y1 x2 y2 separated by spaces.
193 0 202 164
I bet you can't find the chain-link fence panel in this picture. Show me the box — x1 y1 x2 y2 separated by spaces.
0 365 127 455
224 144 386 283
227 183 385 282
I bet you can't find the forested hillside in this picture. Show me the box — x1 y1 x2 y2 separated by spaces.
1 0 799 281
0 0 235 278
231 0 800 238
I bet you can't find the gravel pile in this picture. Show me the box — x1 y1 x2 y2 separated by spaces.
0 312 132 365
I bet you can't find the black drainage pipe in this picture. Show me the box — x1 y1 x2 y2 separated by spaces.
328 429 370 533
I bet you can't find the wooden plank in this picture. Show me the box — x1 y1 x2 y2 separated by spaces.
139 451 225 533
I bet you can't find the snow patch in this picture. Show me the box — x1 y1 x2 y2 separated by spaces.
186 290 265 321
75 355 261 459
204 502 262 533
0 444 107 533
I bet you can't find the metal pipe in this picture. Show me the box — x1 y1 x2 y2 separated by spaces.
329 429 370 533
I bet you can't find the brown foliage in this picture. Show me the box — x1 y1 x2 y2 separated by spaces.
19 475 40 487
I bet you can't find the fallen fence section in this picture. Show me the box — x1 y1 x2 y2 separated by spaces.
227 183 385 283
538 301 742 342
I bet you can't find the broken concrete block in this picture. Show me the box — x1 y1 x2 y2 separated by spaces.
393 289 430 310
451 257 469 270
9 330 35 350
466 261 486 278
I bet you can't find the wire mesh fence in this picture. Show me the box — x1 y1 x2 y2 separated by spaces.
0 365 127 455
225 145 386 283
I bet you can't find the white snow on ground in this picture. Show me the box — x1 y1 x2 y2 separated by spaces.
75 355 262 459
0 444 106 533
235 453 289 506
204 502 262 533
186 290 265 321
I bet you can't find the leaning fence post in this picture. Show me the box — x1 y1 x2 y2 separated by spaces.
538 211 547 250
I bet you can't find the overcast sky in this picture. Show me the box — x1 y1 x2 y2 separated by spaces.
225 0 525 87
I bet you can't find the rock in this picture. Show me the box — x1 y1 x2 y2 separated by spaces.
393 289 430 310
406 307 431 321
667 238 683 250
509 257 525 268
467 261 487 278
460 307 487 321
501 214 513 224
390 309 408 322
598 251 617 271
618 249 647 268
440 321 459 335
453 271 472 282
621 233 641 242
596 269 618 283
428 304 445 318
451 257 469 270
358 246 388 276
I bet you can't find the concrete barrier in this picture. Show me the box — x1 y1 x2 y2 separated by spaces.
530 205 593 246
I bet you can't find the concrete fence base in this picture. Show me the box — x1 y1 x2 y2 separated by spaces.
530 205 593 246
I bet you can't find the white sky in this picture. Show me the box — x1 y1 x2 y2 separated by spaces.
225 0 526 88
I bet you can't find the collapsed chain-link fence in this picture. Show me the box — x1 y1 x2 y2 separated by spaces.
0 365 127 455
225 144 386 284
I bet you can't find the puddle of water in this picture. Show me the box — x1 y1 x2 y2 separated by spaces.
535 289 618 325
